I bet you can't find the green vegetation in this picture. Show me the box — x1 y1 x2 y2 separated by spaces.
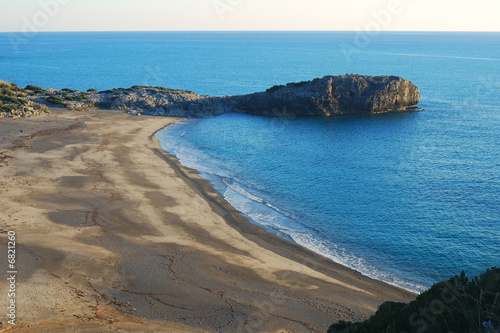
61 88 77 93
45 95 68 106
0 95 27 105
61 92 75 101
0 81 29 113
56 91 88 102
73 105 93 111
1 82 23 93
87 88 98 92
25 85 45 94
328 267 500 333
73 94 88 101
0 100 22 113
0 104 18 113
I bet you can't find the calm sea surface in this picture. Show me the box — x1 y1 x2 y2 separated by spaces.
1 31 499 292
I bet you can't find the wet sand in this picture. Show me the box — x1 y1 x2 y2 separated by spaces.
0 108 415 332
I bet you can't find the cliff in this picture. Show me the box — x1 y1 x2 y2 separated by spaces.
232 75 420 117
0 75 420 118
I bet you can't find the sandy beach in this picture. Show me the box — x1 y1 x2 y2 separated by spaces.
0 108 415 333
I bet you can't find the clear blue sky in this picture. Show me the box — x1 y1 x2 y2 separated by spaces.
1 0 499 32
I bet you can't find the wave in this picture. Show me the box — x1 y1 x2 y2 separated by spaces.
157 121 427 294
222 177 294 219
222 181 426 293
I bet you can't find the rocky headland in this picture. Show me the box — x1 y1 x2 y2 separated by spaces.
0 75 420 118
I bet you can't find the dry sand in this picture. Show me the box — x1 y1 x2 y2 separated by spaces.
0 108 415 332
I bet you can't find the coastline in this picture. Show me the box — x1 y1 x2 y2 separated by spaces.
156 118 425 293
0 108 415 332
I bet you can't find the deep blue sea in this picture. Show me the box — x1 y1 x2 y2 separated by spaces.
1 31 498 292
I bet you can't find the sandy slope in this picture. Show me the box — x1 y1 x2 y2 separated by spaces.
0 108 415 332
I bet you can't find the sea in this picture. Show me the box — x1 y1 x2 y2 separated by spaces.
1 31 498 293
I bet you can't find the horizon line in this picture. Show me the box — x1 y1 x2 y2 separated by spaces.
2 29 500 34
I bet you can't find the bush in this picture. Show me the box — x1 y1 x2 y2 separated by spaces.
0 103 19 112
0 94 27 105
87 88 98 92
45 95 68 106
25 85 44 93
73 94 88 101
1 86 14 96
328 267 500 333
61 93 75 101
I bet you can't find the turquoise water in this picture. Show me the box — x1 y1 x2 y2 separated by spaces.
1 32 499 292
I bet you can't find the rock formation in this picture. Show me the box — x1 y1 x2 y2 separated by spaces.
231 75 420 117
4 75 420 118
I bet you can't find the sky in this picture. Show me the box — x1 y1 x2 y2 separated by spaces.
0 0 499 32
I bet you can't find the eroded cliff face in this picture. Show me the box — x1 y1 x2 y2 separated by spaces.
9 74 420 118
231 75 420 117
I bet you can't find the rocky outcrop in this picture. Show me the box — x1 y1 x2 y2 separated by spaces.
231 75 420 117
141 75 420 117
9 74 420 118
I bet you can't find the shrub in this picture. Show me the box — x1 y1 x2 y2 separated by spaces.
25 85 44 93
61 93 75 101
45 95 68 106
73 94 88 101
328 267 500 333
87 88 98 92
0 94 27 105
0 86 13 95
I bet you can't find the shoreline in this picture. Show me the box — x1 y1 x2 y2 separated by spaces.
156 118 424 294
0 108 416 332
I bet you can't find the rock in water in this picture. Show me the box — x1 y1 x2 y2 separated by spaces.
231 75 420 117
